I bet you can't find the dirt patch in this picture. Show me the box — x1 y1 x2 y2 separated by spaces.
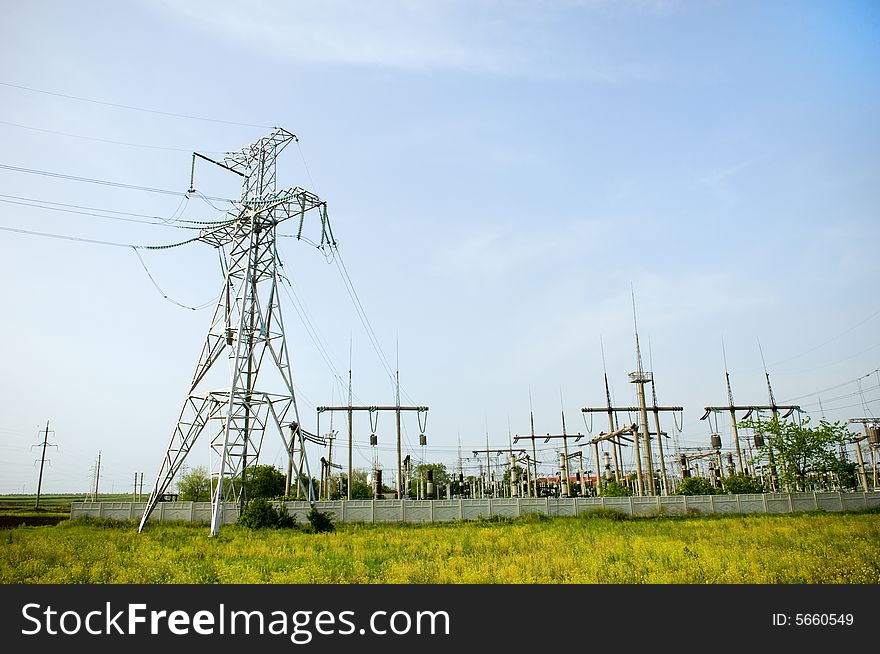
0 515 68 529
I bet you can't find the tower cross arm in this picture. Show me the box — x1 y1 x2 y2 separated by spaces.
586 423 638 445
581 406 683 413
196 187 333 248
317 406 428 412
700 405 801 420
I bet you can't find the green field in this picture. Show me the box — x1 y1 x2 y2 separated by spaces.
2 510 879 584
0 493 140 514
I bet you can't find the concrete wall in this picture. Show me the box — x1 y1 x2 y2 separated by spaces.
71 491 880 524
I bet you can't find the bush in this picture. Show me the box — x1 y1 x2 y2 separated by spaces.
237 498 297 529
306 507 334 533
600 480 633 497
582 508 631 521
676 476 721 496
721 473 764 495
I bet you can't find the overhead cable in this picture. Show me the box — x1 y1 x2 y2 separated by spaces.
0 163 234 203
0 81 272 129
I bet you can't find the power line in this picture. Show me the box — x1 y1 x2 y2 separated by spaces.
0 119 199 153
0 80 272 129
0 224 200 250
0 163 234 203
0 192 190 222
781 369 880 403
0 195 204 229
770 307 880 368
131 248 217 311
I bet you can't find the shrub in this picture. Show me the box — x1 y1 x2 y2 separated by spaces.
474 514 514 525
600 480 633 497
721 473 764 495
237 498 297 529
581 508 631 521
306 507 334 533
676 476 721 496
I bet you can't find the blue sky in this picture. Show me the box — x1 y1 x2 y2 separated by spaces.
1 0 878 494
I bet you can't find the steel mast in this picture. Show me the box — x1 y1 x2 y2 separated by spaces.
138 128 335 536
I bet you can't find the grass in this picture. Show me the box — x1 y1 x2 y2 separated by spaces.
0 493 137 516
2 510 879 584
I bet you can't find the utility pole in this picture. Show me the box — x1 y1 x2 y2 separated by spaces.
472 447 526 498
528 392 539 497
628 292 654 496
93 451 102 500
317 404 429 498
563 450 587 496
703 351 800 488
285 423 325 498
559 404 572 497
849 419 880 491
512 430 583 497
598 339 623 483
348 367 353 500
585 424 638 496
582 404 681 496
602 372 623 482
32 420 56 509
648 379 669 494
395 371 403 500
700 402 799 475
140 128 335 537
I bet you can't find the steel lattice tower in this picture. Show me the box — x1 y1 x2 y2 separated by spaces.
138 128 335 536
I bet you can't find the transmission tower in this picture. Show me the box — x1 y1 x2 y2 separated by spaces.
138 128 335 536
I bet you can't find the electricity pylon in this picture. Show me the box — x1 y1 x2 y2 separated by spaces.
138 128 335 536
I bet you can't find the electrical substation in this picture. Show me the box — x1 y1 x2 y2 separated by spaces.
10 129 878 531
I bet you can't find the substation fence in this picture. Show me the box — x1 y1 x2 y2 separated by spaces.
71 491 880 524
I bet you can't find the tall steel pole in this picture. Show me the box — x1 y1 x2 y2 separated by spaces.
560 410 571 497
396 371 402 499
722 347 744 475
348 368 353 500
529 403 538 497
650 400 667 494
34 420 51 509
94 451 102 499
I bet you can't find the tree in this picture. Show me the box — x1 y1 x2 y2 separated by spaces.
677 476 720 496
177 466 210 501
245 464 286 499
410 462 449 497
337 469 373 499
721 473 764 495
815 455 859 490
601 480 633 497
237 497 297 529
740 417 851 492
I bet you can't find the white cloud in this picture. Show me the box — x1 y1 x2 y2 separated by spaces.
155 0 670 79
